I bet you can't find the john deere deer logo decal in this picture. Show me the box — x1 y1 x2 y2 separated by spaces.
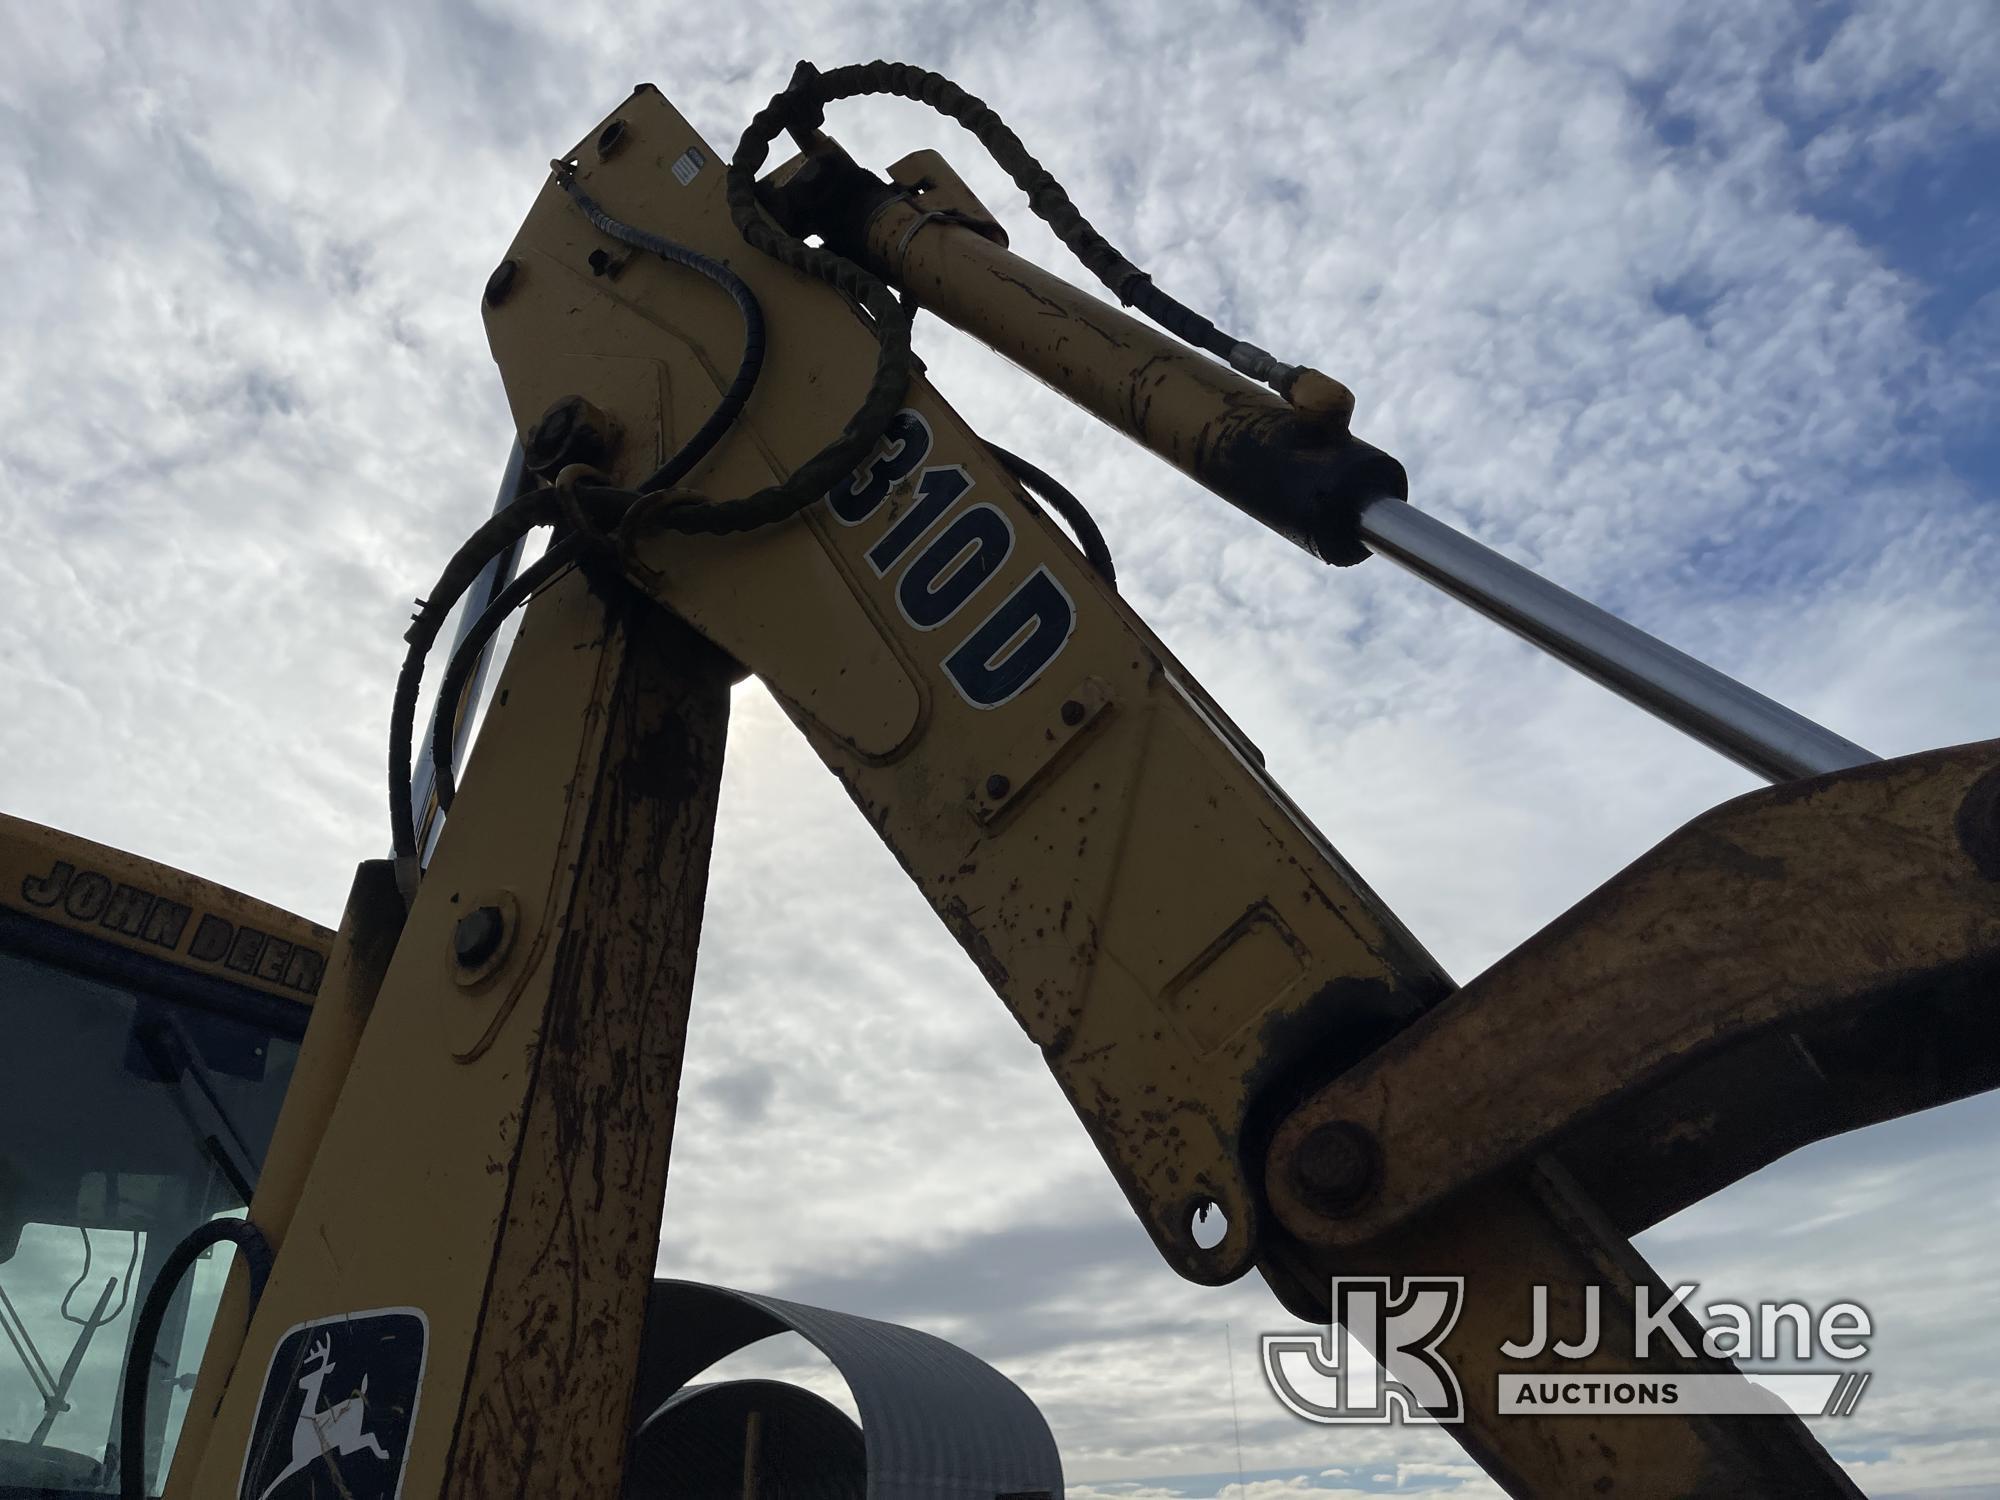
252 1335 391 1497
239 1309 426 1500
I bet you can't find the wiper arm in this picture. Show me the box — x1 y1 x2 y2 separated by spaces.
29 1273 119 1446
0 1274 61 1427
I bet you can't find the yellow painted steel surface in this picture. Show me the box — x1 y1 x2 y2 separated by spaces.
173 573 731 1498
164 860 404 1498
484 88 1450 1285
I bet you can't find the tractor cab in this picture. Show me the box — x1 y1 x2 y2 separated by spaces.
0 816 323 1497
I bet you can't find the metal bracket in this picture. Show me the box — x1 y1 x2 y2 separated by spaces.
969 677 1112 824
884 149 1009 248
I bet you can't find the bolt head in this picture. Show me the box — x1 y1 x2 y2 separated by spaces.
453 905 506 969
1293 1121 1380 1214
984 773 1011 800
596 118 628 160
522 395 616 474
1060 699 1086 727
529 399 577 454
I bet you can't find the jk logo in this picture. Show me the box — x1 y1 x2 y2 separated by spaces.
1261 1277 1465 1424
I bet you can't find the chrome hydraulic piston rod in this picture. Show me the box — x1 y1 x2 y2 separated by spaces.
1356 496 1877 783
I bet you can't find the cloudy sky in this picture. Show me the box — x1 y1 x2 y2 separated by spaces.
4 1 1997 1495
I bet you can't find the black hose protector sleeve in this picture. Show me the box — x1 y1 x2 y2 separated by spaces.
540 128 914 544
989 444 1117 589
752 60 1265 383
407 172 788 846
712 116 916 536
120 1219 274 1500
388 485 630 860
554 176 767 496
745 60 1400 566
428 535 586 815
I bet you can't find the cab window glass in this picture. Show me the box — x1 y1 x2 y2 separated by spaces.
0 949 299 1495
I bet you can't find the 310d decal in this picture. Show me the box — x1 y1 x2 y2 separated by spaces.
828 410 1076 709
